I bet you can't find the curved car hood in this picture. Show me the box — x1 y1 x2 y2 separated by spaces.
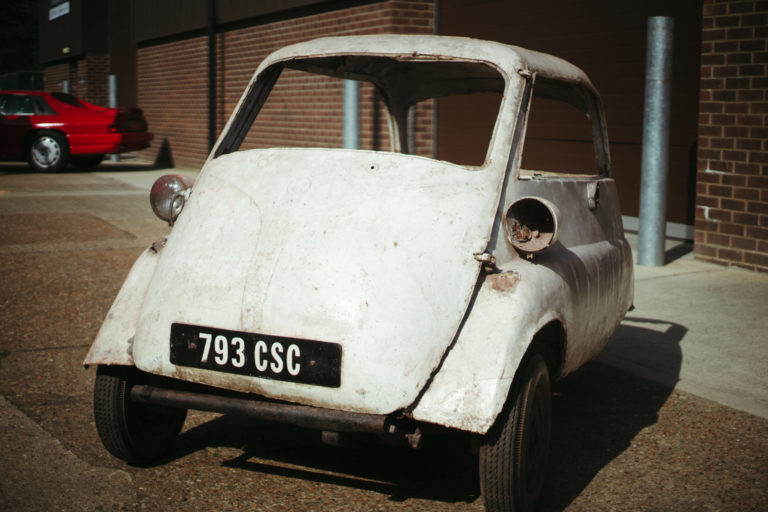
133 148 502 413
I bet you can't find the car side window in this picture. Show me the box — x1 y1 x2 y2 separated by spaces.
32 96 56 115
521 94 599 177
0 95 35 115
51 92 85 108
519 76 611 178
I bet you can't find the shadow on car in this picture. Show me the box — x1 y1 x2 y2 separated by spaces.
156 318 683 509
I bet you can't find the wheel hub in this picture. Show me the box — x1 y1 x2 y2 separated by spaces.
32 137 60 166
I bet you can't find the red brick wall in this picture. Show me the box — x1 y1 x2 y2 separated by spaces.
44 54 110 106
696 0 768 272
137 0 435 168
137 36 210 165
44 62 71 92
78 54 110 106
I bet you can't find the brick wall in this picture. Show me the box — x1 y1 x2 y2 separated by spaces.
43 62 72 92
137 36 210 165
696 0 768 272
44 54 110 106
137 0 435 168
77 54 110 106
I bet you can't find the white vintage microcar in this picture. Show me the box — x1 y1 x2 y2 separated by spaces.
86 35 633 512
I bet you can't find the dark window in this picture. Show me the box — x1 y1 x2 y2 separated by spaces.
521 90 599 177
436 91 502 166
32 96 56 115
51 92 85 108
0 94 58 116
0 94 34 115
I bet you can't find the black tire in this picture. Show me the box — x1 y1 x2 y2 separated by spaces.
71 154 105 170
28 131 69 172
93 365 187 464
479 353 552 512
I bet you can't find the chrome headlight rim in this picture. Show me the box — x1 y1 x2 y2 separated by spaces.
149 174 196 225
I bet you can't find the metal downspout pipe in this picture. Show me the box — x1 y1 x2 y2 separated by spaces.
638 17 674 266
207 0 217 152
109 75 118 162
343 80 360 150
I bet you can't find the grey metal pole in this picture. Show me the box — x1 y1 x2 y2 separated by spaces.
207 0 217 152
638 16 674 266
343 79 360 149
109 75 118 162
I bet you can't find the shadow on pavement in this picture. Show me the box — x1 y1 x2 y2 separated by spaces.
665 241 694 264
160 319 683 509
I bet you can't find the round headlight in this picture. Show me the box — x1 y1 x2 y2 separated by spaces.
504 196 561 255
150 174 195 225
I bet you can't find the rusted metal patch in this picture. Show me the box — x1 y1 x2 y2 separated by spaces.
150 237 167 253
489 271 520 291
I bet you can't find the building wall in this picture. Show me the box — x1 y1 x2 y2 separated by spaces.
77 53 110 106
137 36 210 165
136 0 435 168
43 61 72 92
438 0 703 226
695 0 768 272
43 53 109 106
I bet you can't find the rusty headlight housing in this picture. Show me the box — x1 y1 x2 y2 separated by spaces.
504 196 561 256
150 174 195 225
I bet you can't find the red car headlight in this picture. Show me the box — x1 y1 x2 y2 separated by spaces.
150 174 195 225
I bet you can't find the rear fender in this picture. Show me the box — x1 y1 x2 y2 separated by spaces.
83 240 164 366
410 261 567 434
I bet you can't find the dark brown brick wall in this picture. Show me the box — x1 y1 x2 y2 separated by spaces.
78 54 110 106
43 54 110 106
696 0 768 272
44 62 72 92
137 0 435 168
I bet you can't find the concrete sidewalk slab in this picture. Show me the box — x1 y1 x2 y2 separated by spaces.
0 396 136 511
598 234 768 419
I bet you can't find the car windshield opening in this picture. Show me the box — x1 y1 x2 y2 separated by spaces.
220 56 505 167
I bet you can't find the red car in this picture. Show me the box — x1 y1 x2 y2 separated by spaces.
0 90 153 171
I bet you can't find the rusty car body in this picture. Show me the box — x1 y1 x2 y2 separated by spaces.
85 35 633 512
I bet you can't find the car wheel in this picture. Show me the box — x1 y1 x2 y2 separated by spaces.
93 365 187 464
28 131 69 172
71 154 105 170
479 353 551 512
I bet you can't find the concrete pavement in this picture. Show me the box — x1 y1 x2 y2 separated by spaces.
0 396 136 511
598 233 768 419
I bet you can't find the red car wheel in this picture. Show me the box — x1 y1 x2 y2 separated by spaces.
28 131 69 172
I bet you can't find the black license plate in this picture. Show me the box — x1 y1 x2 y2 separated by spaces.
170 323 341 388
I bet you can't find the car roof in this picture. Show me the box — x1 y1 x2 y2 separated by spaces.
260 34 596 92
0 90 48 95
